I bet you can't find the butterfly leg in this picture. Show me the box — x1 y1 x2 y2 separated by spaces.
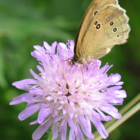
81 65 85 84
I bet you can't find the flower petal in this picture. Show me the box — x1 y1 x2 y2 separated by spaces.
76 125 85 140
91 118 108 139
38 107 51 124
59 119 67 140
32 117 53 140
69 129 75 140
12 79 37 90
30 120 38 125
18 104 41 121
52 122 58 139
9 93 28 105
79 116 94 139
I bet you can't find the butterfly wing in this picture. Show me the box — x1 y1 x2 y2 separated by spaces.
75 0 118 57
75 0 130 62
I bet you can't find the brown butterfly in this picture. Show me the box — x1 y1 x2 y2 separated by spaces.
71 0 130 64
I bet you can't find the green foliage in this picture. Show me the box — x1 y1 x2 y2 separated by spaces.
0 0 139 140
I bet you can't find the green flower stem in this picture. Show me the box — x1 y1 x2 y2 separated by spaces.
47 131 53 140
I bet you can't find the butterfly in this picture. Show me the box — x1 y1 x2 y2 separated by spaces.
71 0 130 64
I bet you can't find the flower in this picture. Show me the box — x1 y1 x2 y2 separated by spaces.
10 40 127 140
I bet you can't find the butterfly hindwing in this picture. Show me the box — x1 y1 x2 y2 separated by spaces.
76 3 130 61
75 0 118 58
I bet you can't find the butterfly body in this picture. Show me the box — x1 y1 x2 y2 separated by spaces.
71 0 130 64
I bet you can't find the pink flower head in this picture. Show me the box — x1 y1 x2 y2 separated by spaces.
10 40 126 140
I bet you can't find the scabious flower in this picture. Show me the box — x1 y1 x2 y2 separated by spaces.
10 40 126 140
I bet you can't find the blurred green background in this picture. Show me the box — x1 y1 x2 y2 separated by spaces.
0 0 139 140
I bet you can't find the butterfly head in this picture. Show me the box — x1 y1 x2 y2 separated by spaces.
70 55 90 65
